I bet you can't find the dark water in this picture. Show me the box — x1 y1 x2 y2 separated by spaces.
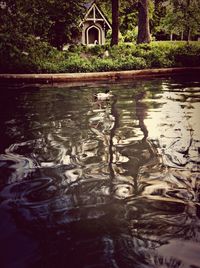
0 78 200 268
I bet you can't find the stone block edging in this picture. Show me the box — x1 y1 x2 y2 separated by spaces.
0 67 199 84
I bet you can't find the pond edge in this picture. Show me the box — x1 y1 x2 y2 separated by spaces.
0 67 200 84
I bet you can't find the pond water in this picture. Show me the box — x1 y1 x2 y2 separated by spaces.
0 77 200 268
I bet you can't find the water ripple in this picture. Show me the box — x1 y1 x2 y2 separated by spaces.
0 79 200 267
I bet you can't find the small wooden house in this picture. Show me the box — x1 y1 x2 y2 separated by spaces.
79 1 111 45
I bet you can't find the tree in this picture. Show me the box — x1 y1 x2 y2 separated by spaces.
111 0 120 46
120 0 138 34
158 4 184 40
137 0 151 43
47 0 86 50
175 0 200 41
95 0 138 35
156 0 200 41
0 0 86 51
151 0 166 39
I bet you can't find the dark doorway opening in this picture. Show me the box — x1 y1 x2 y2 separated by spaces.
88 27 100 44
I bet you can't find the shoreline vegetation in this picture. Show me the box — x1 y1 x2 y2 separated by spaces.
0 41 200 76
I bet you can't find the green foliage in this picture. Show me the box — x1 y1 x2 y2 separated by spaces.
123 27 138 43
47 0 85 49
158 5 184 37
134 43 173 68
0 0 86 53
93 58 116 72
119 0 138 34
151 0 166 37
157 0 200 40
0 41 200 73
118 57 147 70
169 44 200 67
87 45 105 56
0 36 64 73
59 55 93 73
68 44 85 53
108 44 135 59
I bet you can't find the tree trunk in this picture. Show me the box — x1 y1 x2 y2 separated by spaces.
186 0 191 42
181 31 184 41
137 0 151 44
186 27 191 42
111 0 119 46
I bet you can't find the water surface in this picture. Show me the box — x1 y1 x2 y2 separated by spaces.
0 77 200 268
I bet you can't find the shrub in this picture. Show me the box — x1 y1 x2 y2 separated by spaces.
68 44 81 53
91 56 147 72
170 44 200 67
59 55 93 73
118 57 147 70
0 35 64 73
109 44 133 59
123 28 138 43
145 48 173 68
1 39 200 73
132 44 174 68
93 58 116 72
87 45 104 56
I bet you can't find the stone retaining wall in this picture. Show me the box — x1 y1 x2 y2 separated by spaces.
0 67 199 84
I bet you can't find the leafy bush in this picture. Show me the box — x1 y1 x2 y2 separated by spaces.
58 55 93 73
118 57 147 70
0 40 200 73
93 58 116 72
123 28 138 43
92 56 146 72
67 44 86 54
87 45 104 56
170 44 200 67
0 35 64 73
109 44 134 59
141 47 173 68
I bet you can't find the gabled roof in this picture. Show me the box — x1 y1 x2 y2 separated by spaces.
80 1 111 29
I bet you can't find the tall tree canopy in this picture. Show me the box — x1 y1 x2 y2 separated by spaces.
47 0 86 49
0 0 86 51
1 0 199 56
159 0 200 41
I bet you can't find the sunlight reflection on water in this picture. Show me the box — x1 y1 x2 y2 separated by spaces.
0 78 200 268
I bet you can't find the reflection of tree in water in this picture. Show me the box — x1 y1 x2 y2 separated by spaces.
107 197 200 268
112 90 159 199
135 91 148 140
1 82 200 268
85 88 200 268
